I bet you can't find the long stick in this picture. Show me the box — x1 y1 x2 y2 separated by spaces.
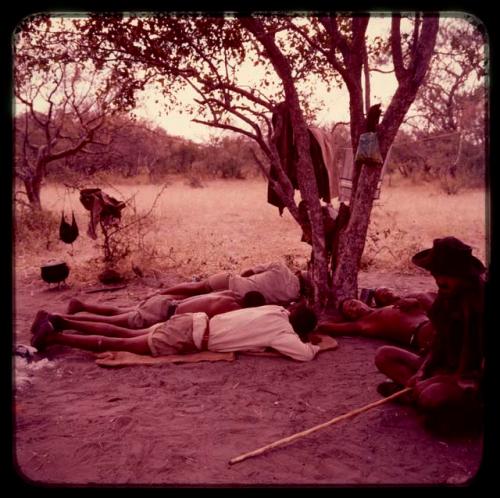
229 387 412 465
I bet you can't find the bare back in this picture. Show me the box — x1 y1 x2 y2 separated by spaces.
175 291 242 318
318 303 430 346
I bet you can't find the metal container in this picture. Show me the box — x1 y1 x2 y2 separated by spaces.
41 261 70 284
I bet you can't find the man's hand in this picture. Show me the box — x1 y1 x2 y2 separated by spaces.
406 371 425 388
309 334 323 345
457 377 479 392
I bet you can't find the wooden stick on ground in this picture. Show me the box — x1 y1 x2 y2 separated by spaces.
229 387 412 465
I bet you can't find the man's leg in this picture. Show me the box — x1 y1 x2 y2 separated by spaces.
414 377 466 411
156 280 211 297
50 314 150 338
315 320 367 336
374 345 423 385
51 332 151 354
55 312 137 328
67 298 130 316
414 378 482 434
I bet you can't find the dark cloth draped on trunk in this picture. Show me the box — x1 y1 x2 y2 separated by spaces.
268 102 331 215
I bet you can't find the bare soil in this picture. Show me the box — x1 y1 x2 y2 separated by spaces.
12 271 483 486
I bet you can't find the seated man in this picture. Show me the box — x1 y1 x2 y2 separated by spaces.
316 297 435 353
30 303 324 362
52 290 266 329
147 261 308 306
374 237 485 433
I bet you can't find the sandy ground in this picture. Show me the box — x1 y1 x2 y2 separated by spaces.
12 271 484 487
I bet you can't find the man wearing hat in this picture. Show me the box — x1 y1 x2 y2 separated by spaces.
374 236 486 433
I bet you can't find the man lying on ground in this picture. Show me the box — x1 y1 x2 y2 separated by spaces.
371 287 437 312
146 261 309 306
30 303 326 362
374 237 485 433
55 290 266 329
316 297 435 354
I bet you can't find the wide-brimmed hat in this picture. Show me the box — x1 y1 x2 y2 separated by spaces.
411 237 485 277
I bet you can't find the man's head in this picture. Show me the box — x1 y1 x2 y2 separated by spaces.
288 302 318 339
412 237 485 278
431 274 469 298
242 291 266 308
411 237 486 298
339 298 372 320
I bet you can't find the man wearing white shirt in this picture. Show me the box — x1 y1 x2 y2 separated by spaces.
31 304 322 362
148 261 306 306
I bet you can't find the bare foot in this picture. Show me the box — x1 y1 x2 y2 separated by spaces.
67 298 84 314
30 310 49 335
30 318 57 352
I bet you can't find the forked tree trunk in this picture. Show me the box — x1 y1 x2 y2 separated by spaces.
328 15 439 308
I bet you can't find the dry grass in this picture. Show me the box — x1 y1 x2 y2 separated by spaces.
14 177 488 284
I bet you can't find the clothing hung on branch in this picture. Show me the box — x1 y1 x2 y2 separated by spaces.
338 146 391 203
79 188 126 240
268 102 338 215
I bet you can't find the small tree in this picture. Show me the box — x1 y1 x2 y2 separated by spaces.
14 16 148 209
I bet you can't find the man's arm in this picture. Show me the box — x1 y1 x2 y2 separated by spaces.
407 350 436 386
241 262 275 277
270 332 320 361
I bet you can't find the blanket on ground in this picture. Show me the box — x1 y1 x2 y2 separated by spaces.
94 335 338 367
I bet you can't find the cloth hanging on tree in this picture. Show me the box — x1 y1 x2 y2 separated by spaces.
79 188 126 240
267 102 336 215
309 126 339 199
338 145 391 203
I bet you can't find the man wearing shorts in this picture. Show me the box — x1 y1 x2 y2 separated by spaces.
31 303 324 362
148 261 304 305
50 290 266 329
316 297 435 354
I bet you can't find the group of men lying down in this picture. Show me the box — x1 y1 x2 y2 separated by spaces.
30 237 486 432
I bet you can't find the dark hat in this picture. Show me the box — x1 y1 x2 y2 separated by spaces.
411 237 486 277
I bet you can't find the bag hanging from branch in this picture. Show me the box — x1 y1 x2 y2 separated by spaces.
59 210 79 244
354 132 383 166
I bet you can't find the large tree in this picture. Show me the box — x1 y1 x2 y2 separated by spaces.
16 13 439 310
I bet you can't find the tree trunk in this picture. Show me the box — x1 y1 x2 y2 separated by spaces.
330 161 382 305
329 15 439 308
241 16 330 311
23 176 43 210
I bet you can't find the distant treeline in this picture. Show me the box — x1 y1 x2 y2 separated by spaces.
16 113 485 188
15 113 263 182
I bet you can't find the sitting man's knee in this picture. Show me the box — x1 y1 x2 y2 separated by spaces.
417 382 463 413
374 345 398 370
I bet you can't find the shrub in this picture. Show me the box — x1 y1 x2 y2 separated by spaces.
14 205 59 252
